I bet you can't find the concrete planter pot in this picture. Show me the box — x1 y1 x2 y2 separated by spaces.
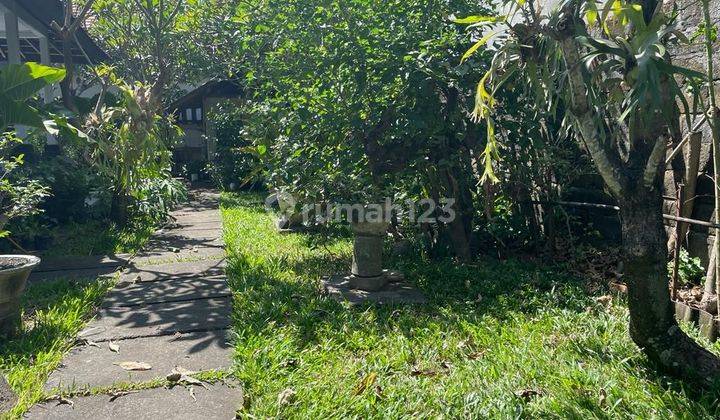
349 220 388 291
0 255 41 337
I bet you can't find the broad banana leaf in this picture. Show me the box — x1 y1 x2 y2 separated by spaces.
0 62 66 131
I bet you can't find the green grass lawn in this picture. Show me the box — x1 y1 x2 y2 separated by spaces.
0 277 114 419
221 192 720 418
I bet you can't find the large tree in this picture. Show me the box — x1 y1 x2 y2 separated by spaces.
467 0 720 383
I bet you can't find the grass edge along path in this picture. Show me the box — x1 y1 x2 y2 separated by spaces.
0 275 116 419
221 192 720 418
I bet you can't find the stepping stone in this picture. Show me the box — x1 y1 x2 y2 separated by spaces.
103 277 231 307
78 297 232 342
34 254 131 272
45 330 233 391
29 267 120 284
164 220 225 230
28 382 241 420
131 248 225 266
154 229 222 244
320 275 427 305
120 259 227 283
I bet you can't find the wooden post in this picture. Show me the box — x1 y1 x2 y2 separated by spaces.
671 184 684 301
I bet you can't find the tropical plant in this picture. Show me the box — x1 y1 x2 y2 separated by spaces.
0 135 50 238
84 73 180 226
0 62 65 130
459 0 720 383
0 62 73 238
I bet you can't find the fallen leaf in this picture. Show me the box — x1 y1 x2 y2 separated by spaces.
114 361 152 371
189 386 196 401
166 368 206 388
279 359 298 369
166 372 182 382
173 366 196 376
595 295 612 306
410 368 437 377
109 390 137 402
515 388 543 401
277 388 296 406
109 341 120 353
47 395 73 407
353 372 377 395
598 388 607 407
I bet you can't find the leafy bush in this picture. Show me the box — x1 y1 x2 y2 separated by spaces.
207 103 262 189
133 177 188 222
669 248 705 286
0 135 50 237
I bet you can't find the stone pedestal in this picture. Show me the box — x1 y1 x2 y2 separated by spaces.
350 220 388 291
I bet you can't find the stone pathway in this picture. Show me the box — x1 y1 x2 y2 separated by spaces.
26 187 239 419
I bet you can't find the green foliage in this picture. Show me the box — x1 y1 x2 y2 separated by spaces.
84 74 178 204
221 192 720 418
0 135 50 238
0 63 65 130
206 103 262 189
669 248 705 286
133 177 188 223
238 0 489 204
459 0 701 182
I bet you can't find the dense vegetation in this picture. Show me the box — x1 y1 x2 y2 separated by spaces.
222 193 720 417
3 0 720 415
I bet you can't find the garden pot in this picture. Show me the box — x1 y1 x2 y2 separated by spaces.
0 255 41 337
350 220 388 291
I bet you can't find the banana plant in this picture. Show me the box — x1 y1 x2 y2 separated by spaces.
0 62 66 131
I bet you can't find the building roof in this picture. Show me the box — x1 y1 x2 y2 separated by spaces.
0 0 108 64
169 80 243 110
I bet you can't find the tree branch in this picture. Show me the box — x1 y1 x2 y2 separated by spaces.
558 35 628 197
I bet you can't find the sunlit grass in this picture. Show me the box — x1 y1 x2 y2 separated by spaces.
0 277 114 419
221 192 720 418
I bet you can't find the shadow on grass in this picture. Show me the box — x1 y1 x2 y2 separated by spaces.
222 205 720 416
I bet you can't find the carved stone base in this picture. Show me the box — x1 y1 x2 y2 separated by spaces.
320 272 425 305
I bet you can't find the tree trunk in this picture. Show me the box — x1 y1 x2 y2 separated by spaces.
620 188 720 384
110 188 129 227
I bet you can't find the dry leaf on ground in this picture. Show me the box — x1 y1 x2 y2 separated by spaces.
113 361 152 371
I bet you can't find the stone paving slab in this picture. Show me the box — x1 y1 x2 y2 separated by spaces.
78 297 232 342
45 330 233 391
27 382 241 420
154 227 223 239
131 249 226 267
321 275 427 305
34 254 131 272
164 220 225 231
29 267 120 284
120 259 227 283
103 276 231 307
